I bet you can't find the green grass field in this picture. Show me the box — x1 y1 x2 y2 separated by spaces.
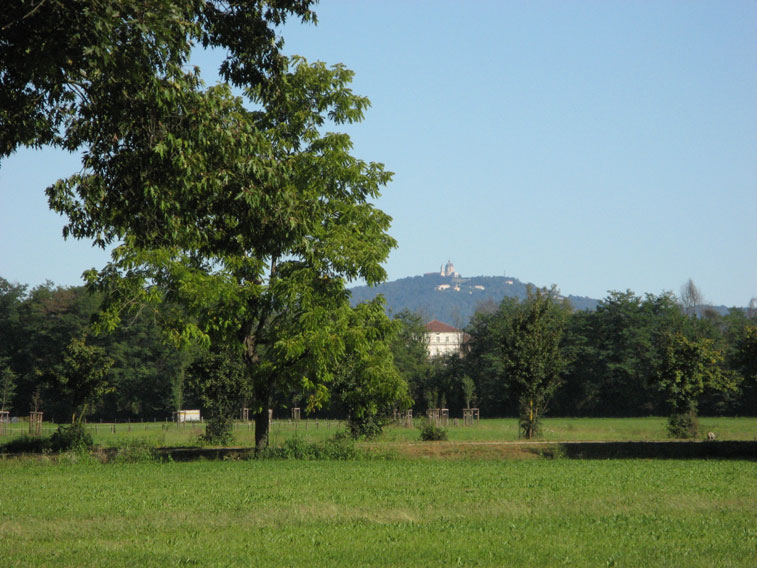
3 416 756 448
0 458 755 567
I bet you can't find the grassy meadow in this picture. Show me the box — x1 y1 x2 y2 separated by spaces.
1 458 755 567
3 416 756 448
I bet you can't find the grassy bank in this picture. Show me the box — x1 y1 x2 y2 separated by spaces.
0 459 754 567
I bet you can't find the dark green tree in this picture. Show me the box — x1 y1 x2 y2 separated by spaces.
0 359 16 412
470 288 569 437
732 325 757 413
557 291 684 417
656 332 734 438
734 326 757 383
11 283 101 419
56 335 114 424
331 299 410 439
389 310 434 410
187 347 251 445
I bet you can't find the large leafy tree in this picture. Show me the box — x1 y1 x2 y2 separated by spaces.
4 2 396 450
84 56 395 450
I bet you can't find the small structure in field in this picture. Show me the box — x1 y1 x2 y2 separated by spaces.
291 407 301 422
173 409 201 423
395 409 412 428
241 408 250 422
440 408 449 426
463 408 480 426
29 411 43 435
426 408 441 425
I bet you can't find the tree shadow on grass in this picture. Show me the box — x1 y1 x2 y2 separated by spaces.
552 441 757 460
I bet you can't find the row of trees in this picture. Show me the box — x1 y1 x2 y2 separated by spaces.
0 277 410 441
395 286 757 438
2 276 755 440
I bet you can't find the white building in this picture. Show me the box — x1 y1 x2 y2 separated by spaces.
424 320 466 358
440 260 459 278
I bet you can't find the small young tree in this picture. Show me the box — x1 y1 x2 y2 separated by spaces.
0 358 16 412
331 299 411 439
656 332 734 438
187 348 251 445
57 335 114 424
461 375 476 409
496 287 569 439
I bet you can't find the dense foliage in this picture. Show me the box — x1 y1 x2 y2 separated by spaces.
2 277 755 427
3 1 398 450
394 287 756 425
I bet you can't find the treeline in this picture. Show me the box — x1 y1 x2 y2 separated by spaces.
0 277 405 432
2 276 756 434
393 288 757 425
0 278 189 422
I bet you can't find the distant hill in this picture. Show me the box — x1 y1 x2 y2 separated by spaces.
349 273 599 326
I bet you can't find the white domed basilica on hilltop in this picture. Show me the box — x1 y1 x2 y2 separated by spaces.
440 260 458 278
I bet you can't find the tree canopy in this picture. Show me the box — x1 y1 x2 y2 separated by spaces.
2 0 315 159
3 2 400 448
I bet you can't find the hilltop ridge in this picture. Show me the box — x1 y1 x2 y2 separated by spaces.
349 270 599 326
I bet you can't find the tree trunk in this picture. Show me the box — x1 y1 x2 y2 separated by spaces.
253 380 271 452
243 327 270 453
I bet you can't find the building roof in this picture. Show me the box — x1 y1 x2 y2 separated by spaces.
424 320 460 333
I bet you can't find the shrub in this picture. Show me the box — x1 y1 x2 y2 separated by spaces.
347 414 388 440
50 423 93 452
321 432 358 460
111 438 159 463
258 433 357 460
419 420 448 441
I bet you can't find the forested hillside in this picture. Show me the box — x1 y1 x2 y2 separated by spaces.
349 273 598 325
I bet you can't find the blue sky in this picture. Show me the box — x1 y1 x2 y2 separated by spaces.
1 1 755 306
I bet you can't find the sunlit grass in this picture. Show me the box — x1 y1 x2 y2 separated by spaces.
0 459 754 566
2 416 756 449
